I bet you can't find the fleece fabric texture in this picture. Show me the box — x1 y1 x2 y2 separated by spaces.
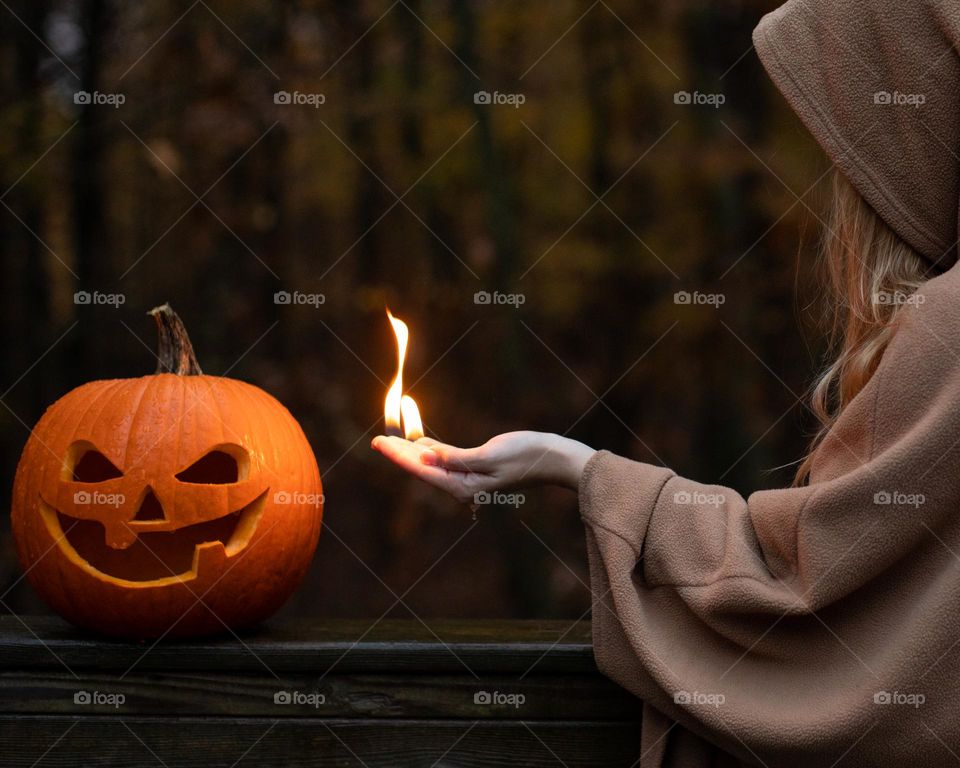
581 263 960 765
753 0 960 267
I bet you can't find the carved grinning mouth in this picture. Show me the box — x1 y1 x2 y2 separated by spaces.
39 491 267 584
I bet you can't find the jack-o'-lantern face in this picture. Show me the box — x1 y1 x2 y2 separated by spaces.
40 439 267 584
11 305 323 640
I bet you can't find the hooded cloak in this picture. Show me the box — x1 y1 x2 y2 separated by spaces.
580 2 960 765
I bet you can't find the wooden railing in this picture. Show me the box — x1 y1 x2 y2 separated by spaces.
0 616 642 767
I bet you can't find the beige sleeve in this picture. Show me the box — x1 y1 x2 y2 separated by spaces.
577 266 960 765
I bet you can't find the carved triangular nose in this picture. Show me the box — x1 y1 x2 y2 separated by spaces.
133 488 165 521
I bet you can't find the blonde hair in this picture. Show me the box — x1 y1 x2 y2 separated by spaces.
795 171 930 484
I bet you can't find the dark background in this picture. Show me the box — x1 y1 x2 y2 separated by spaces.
0 0 828 623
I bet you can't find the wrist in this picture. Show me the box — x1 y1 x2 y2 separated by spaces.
535 433 595 490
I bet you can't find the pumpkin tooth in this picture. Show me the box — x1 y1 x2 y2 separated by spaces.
105 522 139 550
193 540 228 573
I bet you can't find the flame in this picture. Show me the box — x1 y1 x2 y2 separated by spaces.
400 395 423 441
384 309 407 435
385 309 424 440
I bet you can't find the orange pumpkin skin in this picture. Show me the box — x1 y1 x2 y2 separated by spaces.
11 308 322 640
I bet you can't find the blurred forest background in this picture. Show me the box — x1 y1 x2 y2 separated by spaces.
0 0 830 623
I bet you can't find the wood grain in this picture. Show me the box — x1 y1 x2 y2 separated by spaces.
0 617 643 766
0 716 642 767
0 616 597 674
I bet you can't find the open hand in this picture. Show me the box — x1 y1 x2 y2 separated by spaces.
371 431 595 506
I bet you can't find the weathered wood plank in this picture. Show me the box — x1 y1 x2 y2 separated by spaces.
0 618 643 763
0 716 641 767
0 670 642 720
0 617 597 674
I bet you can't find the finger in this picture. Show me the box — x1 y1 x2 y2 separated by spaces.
417 440 490 472
372 436 450 485
373 435 431 463
411 437 460 468
372 436 477 499
414 437 442 460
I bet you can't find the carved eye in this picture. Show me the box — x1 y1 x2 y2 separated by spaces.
176 450 241 484
71 447 123 482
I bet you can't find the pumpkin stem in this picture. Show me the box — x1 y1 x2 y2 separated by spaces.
148 303 203 375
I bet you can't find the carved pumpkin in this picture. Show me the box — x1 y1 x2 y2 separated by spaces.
11 304 323 639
